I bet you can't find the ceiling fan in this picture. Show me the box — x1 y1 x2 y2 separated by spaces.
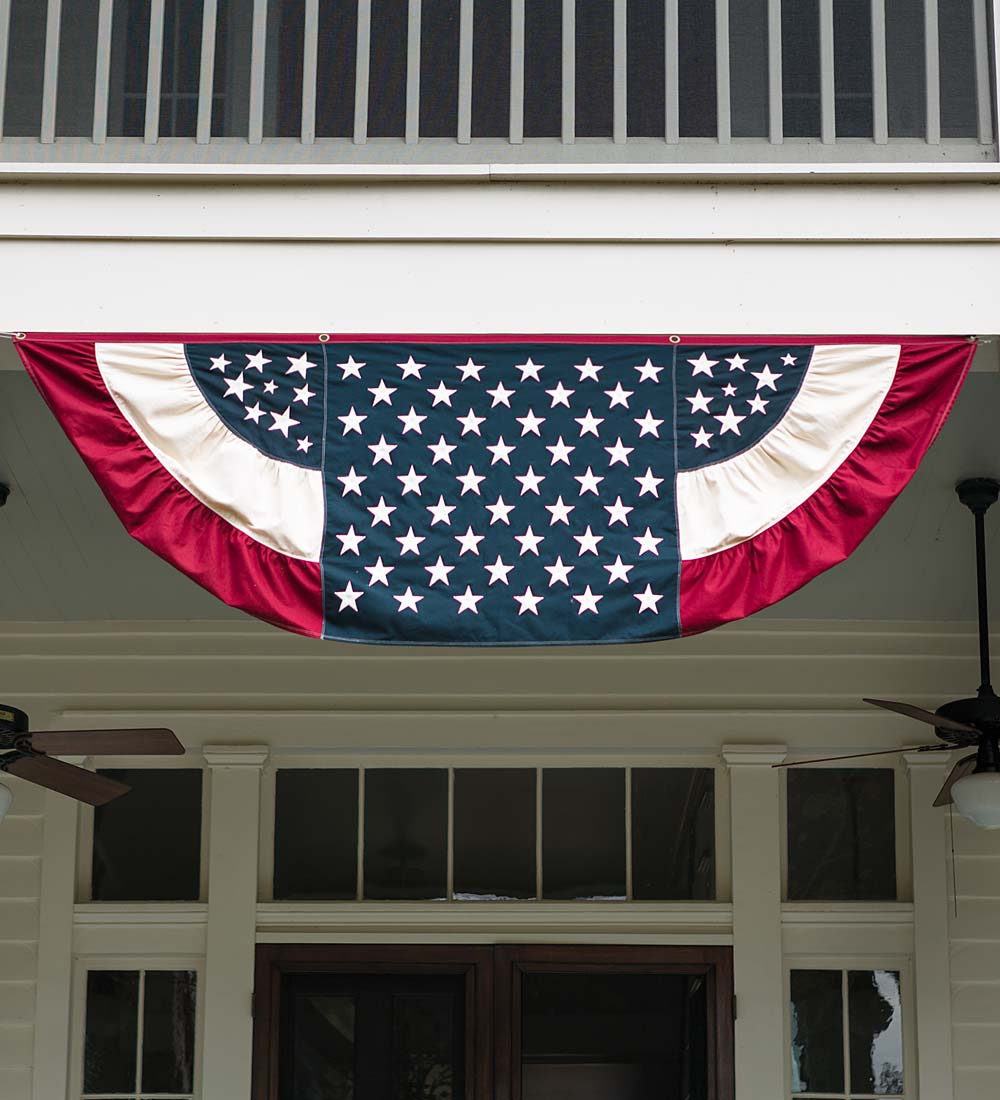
0 704 183 815
776 477 1000 829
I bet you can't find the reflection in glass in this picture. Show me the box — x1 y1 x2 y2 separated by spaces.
364 770 448 899
453 769 536 900
542 769 626 900
632 768 716 900
142 971 197 1094
274 770 359 900
291 996 356 1100
790 970 843 1094
84 971 139 1094
521 971 708 1100
849 970 904 1095
392 996 456 1099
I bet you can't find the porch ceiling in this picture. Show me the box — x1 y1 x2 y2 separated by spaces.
0 357 997 626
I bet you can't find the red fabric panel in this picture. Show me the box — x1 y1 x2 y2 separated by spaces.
16 338 324 639
678 339 976 636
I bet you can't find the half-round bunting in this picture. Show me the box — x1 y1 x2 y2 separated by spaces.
16 335 973 644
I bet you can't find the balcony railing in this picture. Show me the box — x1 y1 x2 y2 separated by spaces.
0 0 994 165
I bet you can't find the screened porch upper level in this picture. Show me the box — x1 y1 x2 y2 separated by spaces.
0 0 995 168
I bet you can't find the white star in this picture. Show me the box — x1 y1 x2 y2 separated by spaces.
691 426 714 449
544 556 574 586
573 526 604 556
263 379 278 395
747 394 769 415
210 354 231 372
634 410 664 437
604 555 634 584
545 496 575 525
604 497 633 526
285 352 314 378
397 465 426 496
334 582 363 611
337 466 367 496
456 466 486 495
427 380 456 407
722 383 738 397
224 372 255 401
605 437 634 466
751 364 782 391
368 434 397 465
713 405 746 436
574 357 603 381
575 409 605 437
546 381 575 408
369 379 397 406
516 408 546 436
485 495 516 525
686 389 713 414
338 406 367 434
397 355 425 379
515 526 544 555
394 586 424 612
634 527 664 555
635 467 664 497
428 435 457 465
337 355 365 379
635 358 664 383
269 406 299 437
574 466 604 495
572 586 604 614
484 556 515 585
726 353 749 372
246 350 271 372
396 526 425 555
455 527 485 555
605 382 634 408
514 587 544 615
634 584 664 613
454 585 484 614
243 402 265 424
456 408 486 436
455 357 486 381
367 495 396 526
425 557 454 587
293 384 315 406
426 496 456 526
486 382 516 408
365 556 394 586
397 405 427 434
688 353 718 378
516 357 544 381
515 466 545 495
781 353 797 367
296 436 313 454
545 436 575 465
486 436 516 465
335 525 365 555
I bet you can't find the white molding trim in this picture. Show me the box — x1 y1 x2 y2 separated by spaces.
202 745 269 767
723 744 788 767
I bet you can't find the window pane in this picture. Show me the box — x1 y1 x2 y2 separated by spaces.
368 0 407 137
274 770 359 900
392 994 461 1099
849 970 904 1095
730 0 769 137
790 969 843 1095
678 0 716 136
142 970 197 1094
56 0 100 136
626 0 664 137
420 0 460 137
84 970 139 1094
576 0 613 138
290 995 356 1098
939 0 979 137
159 0 204 137
264 0 304 137
454 769 536 899
213 0 254 136
92 770 203 901
316 0 358 137
542 769 625 900
521 971 708 1099
3 0 46 136
108 0 151 137
782 0 820 136
834 0 872 137
886 0 925 137
631 769 715 900
471 0 510 136
524 0 562 137
364 769 448 899
787 769 896 901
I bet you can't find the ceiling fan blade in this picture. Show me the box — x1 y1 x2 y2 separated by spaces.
30 727 184 756
773 744 948 768
1 754 131 806
862 698 980 735
933 754 979 807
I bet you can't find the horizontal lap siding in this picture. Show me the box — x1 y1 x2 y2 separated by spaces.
0 777 42 1100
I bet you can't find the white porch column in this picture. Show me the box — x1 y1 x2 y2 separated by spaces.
201 745 268 1100
723 743 787 1100
905 751 955 1100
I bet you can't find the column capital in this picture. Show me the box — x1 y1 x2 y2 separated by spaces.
904 749 956 770
202 744 269 768
722 743 787 767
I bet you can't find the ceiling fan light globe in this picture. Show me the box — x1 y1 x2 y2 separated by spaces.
952 772 1000 829
0 783 12 824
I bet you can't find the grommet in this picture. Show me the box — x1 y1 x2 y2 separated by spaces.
12 332 25 340
669 334 681 344
318 333 330 342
